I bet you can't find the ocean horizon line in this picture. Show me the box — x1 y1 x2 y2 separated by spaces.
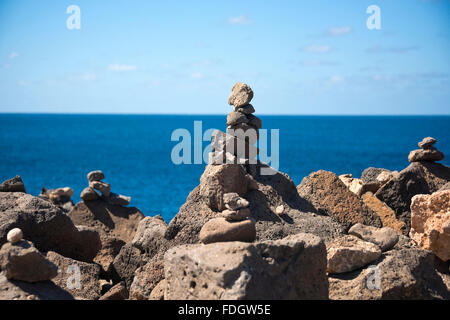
1 112 450 117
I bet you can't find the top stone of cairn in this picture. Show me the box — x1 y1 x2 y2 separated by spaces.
228 82 254 108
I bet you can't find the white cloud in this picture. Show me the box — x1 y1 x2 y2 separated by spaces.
9 52 19 59
327 26 352 37
228 15 251 25
301 60 339 66
191 72 203 79
302 45 333 53
79 73 97 81
108 64 137 72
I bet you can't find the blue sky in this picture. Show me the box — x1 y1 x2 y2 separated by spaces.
0 0 449 114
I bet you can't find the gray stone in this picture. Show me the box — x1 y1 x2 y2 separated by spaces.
418 137 437 149
228 82 254 108
164 233 328 300
223 192 249 210
80 187 100 201
234 104 255 114
348 223 399 252
326 235 382 274
408 147 444 162
227 111 249 127
220 208 251 221
89 181 111 197
108 193 131 206
199 217 256 244
87 170 105 182
329 248 450 300
0 240 58 282
0 175 26 193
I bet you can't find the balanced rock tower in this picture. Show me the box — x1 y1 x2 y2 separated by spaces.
209 82 261 166
408 136 444 162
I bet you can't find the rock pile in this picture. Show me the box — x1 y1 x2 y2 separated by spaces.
0 175 26 193
39 186 74 212
80 170 131 206
209 82 261 165
408 136 444 162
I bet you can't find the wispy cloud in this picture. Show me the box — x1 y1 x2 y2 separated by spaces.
108 64 137 71
228 15 251 25
191 72 203 79
366 45 420 54
326 26 352 37
9 52 19 59
302 45 333 53
301 60 339 66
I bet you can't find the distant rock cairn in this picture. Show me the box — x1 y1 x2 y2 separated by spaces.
80 170 131 206
208 82 262 165
408 137 444 163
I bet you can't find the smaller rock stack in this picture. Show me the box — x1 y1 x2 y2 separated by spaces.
408 137 444 163
209 82 261 165
39 186 74 212
199 192 256 244
80 170 131 206
0 175 26 193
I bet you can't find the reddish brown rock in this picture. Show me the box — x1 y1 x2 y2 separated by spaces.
297 170 382 230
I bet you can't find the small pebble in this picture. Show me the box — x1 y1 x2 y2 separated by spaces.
275 205 284 215
7 228 23 244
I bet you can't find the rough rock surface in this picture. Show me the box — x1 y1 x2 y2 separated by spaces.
0 176 26 193
375 162 450 234
149 279 166 300
361 192 405 234
0 240 58 282
297 170 382 230
46 251 102 300
80 187 100 201
199 217 256 244
329 248 450 300
0 274 73 300
360 168 392 193
228 82 254 108
339 174 363 196
0 192 100 262
348 223 399 251
199 164 249 211
326 235 382 274
93 235 125 274
129 259 164 300
408 148 444 162
99 281 128 300
410 190 450 261
69 199 144 244
165 233 328 300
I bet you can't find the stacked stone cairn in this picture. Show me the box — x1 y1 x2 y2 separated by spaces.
209 82 261 166
408 136 444 162
198 83 262 245
39 186 74 212
80 170 131 206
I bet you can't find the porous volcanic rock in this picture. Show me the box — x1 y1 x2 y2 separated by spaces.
46 251 102 300
164 233 328 300
326 235 382 274
410 190 450 261
329 248 450 300
0 192 100 262
99 281 128 300
0 240 58 283
69 199 144 244
297 170 382 230
198 217 256 244
0 274 73 300
348 223 399 252
361 192 405 234
0 176 26 193
228 82 254 108
375 162 450 234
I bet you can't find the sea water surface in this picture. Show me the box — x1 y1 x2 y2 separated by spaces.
1 114 449 222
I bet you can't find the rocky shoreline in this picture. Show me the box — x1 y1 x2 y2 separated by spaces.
0 83 449 300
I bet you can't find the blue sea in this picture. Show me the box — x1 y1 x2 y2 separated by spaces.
1 114 449 222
